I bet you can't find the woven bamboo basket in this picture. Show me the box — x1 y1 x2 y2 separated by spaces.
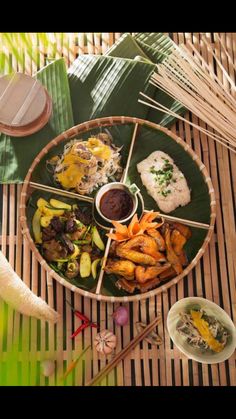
20 116 216 302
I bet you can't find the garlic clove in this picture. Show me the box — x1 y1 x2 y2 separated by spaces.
94 329 117 355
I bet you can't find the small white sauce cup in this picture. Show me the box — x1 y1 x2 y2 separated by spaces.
95 182 139 224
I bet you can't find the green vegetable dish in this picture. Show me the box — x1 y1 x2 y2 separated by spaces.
31 197 105 284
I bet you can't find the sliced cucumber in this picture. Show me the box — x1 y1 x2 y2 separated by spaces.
80 252 91 278
32 208 42 244
91 258 101 279
49 198 72 210
92 226 105 251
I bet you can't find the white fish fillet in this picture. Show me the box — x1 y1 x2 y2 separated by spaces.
0 251 60 323
137 151 191 213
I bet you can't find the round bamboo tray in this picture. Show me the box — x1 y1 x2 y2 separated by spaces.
20 116 216 303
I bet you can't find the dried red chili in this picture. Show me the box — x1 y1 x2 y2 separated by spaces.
66 300 98 339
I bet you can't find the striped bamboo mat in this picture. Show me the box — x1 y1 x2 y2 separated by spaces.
0 33 235 386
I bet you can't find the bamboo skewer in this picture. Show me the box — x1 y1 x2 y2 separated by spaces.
214 33 236 74
86 314 162 386
138 96 236 153
138 39 236 154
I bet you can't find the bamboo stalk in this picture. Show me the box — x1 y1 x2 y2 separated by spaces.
65 288 73 385
86 315 161 386
107 303 116 385
84 294 92 385
132 302 142 386
140 299 151 386
99 301 107 386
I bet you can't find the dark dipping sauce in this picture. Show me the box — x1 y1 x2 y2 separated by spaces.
100 189 134 221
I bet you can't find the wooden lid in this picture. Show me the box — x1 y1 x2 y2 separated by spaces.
0 73 52 137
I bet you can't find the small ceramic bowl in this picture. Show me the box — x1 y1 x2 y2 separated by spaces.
167 297 236 364
94 182 139 225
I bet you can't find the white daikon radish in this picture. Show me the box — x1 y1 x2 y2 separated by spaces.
0 251 60 323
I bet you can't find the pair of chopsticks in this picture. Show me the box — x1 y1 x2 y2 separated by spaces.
29 181 94 204
85 314 162 386
29 180 210 231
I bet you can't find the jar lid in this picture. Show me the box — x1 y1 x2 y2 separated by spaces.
0 73 52 137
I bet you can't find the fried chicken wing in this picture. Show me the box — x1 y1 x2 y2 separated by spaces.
146 228 166 251
171 229 187 255
116 235 166 265
172 222 192 239
116 247 156 265
105 259 136 280
164 227 183 275
135 263 171 283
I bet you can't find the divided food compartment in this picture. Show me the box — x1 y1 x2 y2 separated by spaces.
20 116 216 302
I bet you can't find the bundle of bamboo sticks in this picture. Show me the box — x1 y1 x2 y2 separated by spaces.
139 34 236 153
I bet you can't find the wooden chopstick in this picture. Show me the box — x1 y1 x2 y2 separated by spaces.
29 181 94 203
30 181 210 230
95 230 113 295
121 122 139 184
144 210 210 230
158 213 210 230
85 314 162 386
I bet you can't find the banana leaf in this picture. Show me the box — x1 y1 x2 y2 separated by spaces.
105 33 151 61
106 32 186 128
26 122 211 297
0 58 74 183
68 54 156 124
134 32 174 62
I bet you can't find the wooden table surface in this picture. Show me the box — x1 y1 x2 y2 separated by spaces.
0 33 235 386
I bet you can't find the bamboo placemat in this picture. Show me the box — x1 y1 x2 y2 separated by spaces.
0 33 235 386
